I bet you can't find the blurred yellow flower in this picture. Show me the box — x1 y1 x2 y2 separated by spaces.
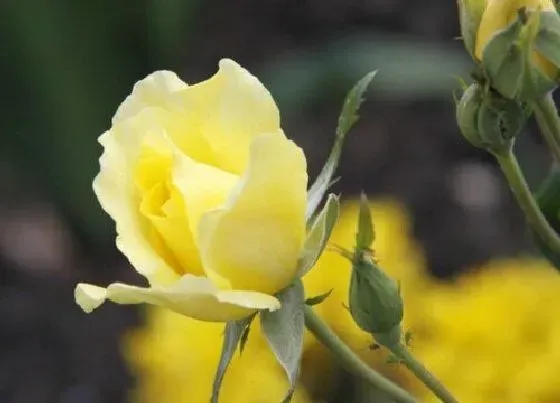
125 309 312 403
75 59 308 322
124 198 429 403
408 258 560 402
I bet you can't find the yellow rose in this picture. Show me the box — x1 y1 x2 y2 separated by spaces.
124 199 429 402
474 0 558 80
75 59 308 322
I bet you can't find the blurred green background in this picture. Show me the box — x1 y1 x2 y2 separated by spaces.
0 1 554 402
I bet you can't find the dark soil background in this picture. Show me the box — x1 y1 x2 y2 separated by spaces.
0 1 551 402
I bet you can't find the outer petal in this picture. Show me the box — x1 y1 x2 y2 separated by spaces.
113 71 187 123
198 131 307 295
94 112 180 285
112 71 217 165
75 276 280 322
175 59 280 174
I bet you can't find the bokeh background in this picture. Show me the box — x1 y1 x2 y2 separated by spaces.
1 1 559 402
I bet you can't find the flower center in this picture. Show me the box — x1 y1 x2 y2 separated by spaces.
134 139 204 276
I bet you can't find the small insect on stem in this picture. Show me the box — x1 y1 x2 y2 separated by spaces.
369 343 381 351
404 330 413 347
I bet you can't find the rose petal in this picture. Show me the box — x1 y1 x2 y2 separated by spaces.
74 276 279 322
113 71 187 123
197 131 307 295
175 59 281 174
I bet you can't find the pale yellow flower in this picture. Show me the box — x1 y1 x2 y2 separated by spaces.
474 0 558 79
75 59 308 322
124 199 429 402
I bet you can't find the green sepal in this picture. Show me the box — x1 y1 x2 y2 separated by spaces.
481 10 556 101
261 279 305 403
349 256 404 337
356 193 375 251
211 314 256 403
476 90 527 153
458 0 486 57
456 83 486 149
533 167 560 270
297 194 340 277
535 11 560 70
305 289 333 306
482 16 524 99
456 83 530 154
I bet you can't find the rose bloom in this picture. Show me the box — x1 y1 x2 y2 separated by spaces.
124 199 428 403
75 59 308 322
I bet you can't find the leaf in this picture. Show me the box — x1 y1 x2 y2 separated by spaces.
533 167 560 270
305 289 333 306
297 194 340 277
356 193 375 250
211 315 254 403
260 279 305 403
305 71 376 220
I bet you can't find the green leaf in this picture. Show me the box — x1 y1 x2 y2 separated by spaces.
211 315 254 403
261 279 305 403
297 194 340 277
533 167 560 270
356 193 375 251
305 71 376 220
305 289 333 306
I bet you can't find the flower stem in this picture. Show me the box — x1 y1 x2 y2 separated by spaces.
389 343 458 403
534 93 560 162
303 306 418 403
494 147 560 256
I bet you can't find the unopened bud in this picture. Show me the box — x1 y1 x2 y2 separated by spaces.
349 254 404 345
456 83 529 153
347 196 403 347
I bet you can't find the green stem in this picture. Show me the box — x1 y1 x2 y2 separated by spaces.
303 306 418 403
389 343 458 403
495 148 560 256
534 93 560 162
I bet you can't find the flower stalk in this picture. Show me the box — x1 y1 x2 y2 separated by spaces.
533 92 560 161
388 343 459 403
494 146 560 256
303 306 418 403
